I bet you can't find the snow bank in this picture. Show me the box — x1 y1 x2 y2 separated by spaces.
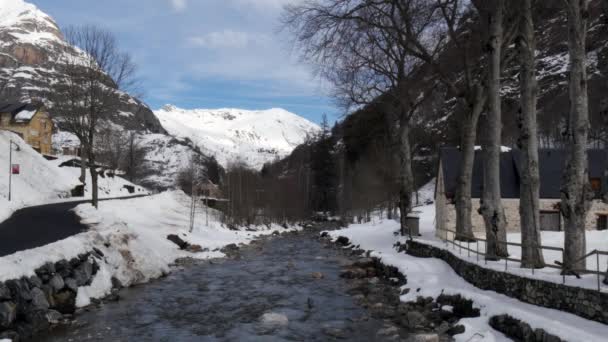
328 215 607 341
0 191 298 307
0 131 76 221
0 131 149 223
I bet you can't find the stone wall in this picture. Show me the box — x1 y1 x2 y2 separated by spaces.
441 199 608 235
0 251 102 341
405 240 608 325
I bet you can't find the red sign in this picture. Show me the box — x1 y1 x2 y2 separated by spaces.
11 164 19 175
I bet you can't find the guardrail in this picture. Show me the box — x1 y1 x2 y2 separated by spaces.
435 227 608 291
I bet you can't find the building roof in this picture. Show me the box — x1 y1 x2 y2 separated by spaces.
439 147 608 199
0 102 43 123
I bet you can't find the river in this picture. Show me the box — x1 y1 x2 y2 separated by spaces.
35 229 406 341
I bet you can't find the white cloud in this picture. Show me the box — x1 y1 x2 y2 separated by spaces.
169 0 187 12
228 0 303 11
188 30 271 49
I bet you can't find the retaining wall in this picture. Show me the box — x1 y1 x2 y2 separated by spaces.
0 250 103 340
406 240 608 325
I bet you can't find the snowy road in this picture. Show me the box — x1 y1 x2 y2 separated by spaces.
0 195 148 257
32 230 401 342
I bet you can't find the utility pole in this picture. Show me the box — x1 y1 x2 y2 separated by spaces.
8 140 19 202
205 189 209 227
189 181 196 233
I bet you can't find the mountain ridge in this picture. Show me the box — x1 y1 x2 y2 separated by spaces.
154 105 321 169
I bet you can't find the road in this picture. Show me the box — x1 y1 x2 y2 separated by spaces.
0 195 147 257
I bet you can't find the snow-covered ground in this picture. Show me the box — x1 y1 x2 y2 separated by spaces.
0 191 298 308
0 131 148 222
0 131 76 221
47 156 148 198
414 205 608 292
328 206 608 341
154 105 320 169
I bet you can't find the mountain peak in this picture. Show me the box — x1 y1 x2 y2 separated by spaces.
154 105 320 169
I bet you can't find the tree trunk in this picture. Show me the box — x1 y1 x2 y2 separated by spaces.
398 118 414 237
518 0 545 268
455 85 485 242
480 0 508 260
79 143 86 184
562 0 592 273
86 144 99 209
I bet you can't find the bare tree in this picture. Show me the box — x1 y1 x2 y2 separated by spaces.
517 0 545 268
47 25 137 208
283 0 439 232
121 131 150 183
476 0 509 259
561 0 593 273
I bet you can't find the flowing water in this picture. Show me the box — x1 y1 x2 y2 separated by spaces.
36 230 401 341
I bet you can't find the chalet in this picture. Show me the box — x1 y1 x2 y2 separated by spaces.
435 147 608 236
0 102 53 155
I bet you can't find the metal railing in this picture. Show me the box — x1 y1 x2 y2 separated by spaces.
435 227 608 292
565 249 608 292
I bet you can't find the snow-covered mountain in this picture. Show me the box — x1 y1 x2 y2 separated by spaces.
154 105 321 169
0 0 164 133
0 0 206 190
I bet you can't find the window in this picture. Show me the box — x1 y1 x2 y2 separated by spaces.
590 178 602 199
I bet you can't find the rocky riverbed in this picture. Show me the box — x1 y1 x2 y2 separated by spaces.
24 227 412 341
16 226 526 342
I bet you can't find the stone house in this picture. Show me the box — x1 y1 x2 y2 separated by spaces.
0 102 53 155
435 147 608 236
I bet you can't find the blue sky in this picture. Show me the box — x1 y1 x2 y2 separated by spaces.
30 0 340 123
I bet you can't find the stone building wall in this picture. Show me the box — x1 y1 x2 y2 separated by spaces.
439 199 608 235
406 240 608 325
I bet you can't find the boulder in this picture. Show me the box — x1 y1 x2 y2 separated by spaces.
0 301 17 329
27 275 43 289
45 309 63 325
48 274 64 292
64 278 78 293
0 282 11 301
403 311 428 330
6 278 32 303
35 262 56 282
186 244 204 253
54 260 71 278
41 284 56 307
30 287 50 310
336 236 350 246
436 294 480 318
406 334 439 342
24 309 50 334
52 290 77 314
167 234 189 250
446 324 465 336
111 276 123 290
73 260 93 286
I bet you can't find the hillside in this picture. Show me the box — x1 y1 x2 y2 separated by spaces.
0 0 165 133
265 0 608 217
154 105 320 169
0 0 212 189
